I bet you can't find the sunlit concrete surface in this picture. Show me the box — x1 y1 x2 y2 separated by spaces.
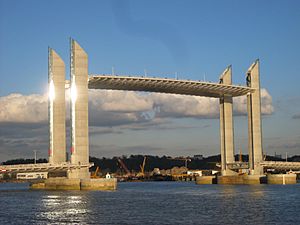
69 39 90 179
247 60 263 175
219 66 235 175
48 49 66 164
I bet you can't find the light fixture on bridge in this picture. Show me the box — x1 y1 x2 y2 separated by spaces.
49 80 55 101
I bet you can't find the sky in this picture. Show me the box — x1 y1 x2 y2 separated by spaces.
0 0 299 161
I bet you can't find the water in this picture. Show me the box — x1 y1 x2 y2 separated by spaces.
0 182 299 225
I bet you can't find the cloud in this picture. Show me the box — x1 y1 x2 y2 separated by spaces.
233 89 274 116
89 143 164 157
292 113 300 119
265 136 300 152
0 89 274 124
0 93 48 123
0 123 49 160
0 88 274 161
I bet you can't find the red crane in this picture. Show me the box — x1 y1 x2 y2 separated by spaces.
117 158 131 175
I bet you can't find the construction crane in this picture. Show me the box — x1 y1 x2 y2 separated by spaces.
91 166 100 178
137 156 147 177
117 158 131 176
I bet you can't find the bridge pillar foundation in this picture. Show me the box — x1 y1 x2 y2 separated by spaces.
30 177 117 190
217 174 266 185
67 168 90 179
267 174 296 184
195 176 217 184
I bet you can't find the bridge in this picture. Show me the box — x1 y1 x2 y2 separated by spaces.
47 39 265 179
226 161 300 171
1 39 297 187
260 161 300 170
0 162 92 173
88 75 253 97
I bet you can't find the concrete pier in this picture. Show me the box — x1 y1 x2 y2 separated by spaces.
30 178 117 190
195 176 217 184
243 175 266 184
217 175 244 185
195 174 266 185
267 174 297 185
81 178 118 190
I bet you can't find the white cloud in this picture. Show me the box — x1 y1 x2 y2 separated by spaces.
0 93 48 123
89 90 152 112
150 93 219 118
0 88 273 124
233 89 274 115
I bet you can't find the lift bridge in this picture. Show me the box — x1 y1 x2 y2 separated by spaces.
1 39 299 178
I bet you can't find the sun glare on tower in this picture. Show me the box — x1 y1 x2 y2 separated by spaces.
49 79 55 101
71 80 77 103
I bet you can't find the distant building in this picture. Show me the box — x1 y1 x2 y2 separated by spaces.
193 154 204 160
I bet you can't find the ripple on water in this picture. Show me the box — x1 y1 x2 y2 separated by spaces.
0 182 299 225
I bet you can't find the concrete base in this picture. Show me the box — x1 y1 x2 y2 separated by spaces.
243 174 266 184
196 174 297 185
217 175 244 185
81 178 117 190
30 177 117 190
221 169 238 176
68 168 90 179
267 174 297 185
195 176 217 184
217 174 266 185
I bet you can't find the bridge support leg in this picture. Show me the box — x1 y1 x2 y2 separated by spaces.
69 39 90 179
247 60 263 175
219 66 236 176
48 48 66 164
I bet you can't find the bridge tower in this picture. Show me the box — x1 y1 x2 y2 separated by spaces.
68 39 90 179
219 66 236 175
247 60 263 175
48 48 66 164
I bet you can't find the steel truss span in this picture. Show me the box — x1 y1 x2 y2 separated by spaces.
88 75 254 98
0 162 93 173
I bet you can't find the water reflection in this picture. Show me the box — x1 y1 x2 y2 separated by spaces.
248 185 265 198
1 182 299 224
38 193 89 224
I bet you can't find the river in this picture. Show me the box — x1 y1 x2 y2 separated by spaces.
0 182 299 225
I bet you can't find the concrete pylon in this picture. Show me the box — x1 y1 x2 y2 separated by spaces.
247 59 263 175
69 39 90 179
219 66 236 175
48 48 66 164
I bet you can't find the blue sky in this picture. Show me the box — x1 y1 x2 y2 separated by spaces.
0 0 299 161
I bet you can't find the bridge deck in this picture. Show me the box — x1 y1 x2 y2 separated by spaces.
227 161 300 170
260 161 300 170
88 75 254 98
0 162 93 173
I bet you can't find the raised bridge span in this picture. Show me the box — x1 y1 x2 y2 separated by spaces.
88 75 254 97
1 39 298 187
